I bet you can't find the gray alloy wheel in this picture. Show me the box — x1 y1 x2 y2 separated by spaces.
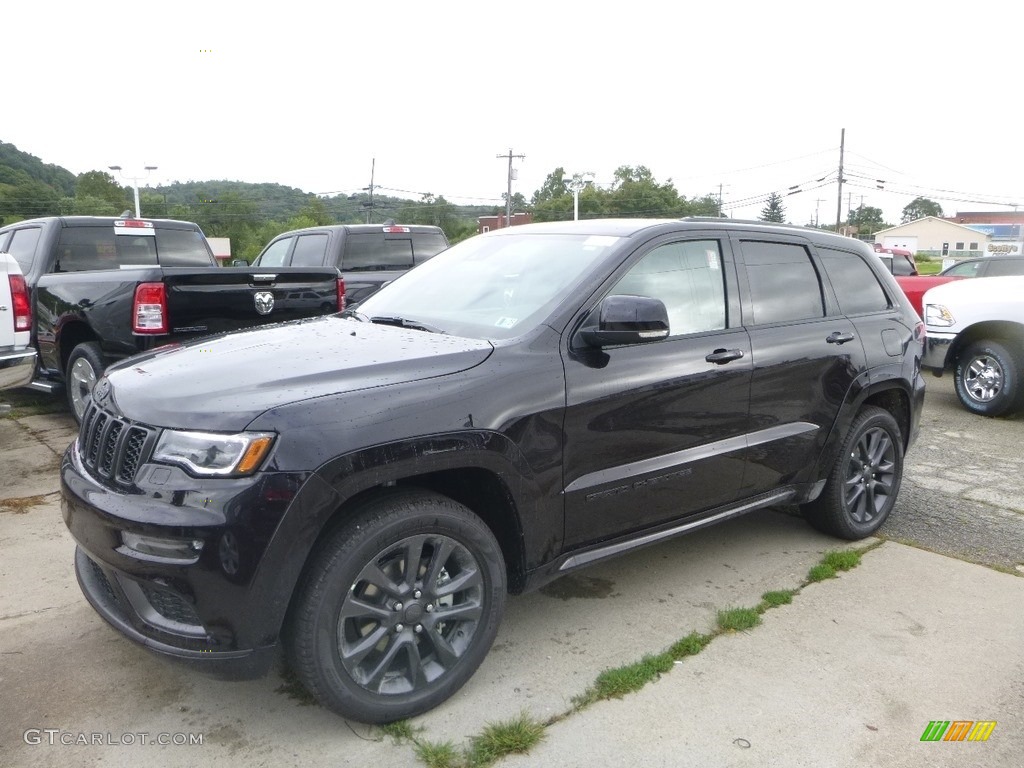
802 405 904 540
954 340 1023 417
65 342 105 424
286 490 506 723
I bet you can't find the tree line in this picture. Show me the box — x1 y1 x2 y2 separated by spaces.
0 140 948 260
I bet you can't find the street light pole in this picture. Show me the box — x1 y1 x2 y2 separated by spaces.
109 165 158 218
566 172 594 221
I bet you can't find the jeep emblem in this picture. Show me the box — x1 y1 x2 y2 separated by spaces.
254 291 274 315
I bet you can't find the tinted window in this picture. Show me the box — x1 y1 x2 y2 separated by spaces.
343 234 414 270
257 237 293 267
610 240 726 336
741 241 824 325
942 260 983 277
7 227 42 272
413 233 449 263
818 248 890 314
986 259 1024 277
892 254 915 276
291 234 329 267
155 228 215 266
56 226 155 271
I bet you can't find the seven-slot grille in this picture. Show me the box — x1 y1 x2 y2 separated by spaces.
79 402 156 486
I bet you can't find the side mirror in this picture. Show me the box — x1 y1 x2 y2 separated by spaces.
230 259 249 267
579 294 670 348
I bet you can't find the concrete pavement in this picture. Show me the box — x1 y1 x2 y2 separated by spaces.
1 403 1021 767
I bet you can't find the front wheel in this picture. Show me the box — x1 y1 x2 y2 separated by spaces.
65 342 106 424
285 490 506 723
802 406 904 540
954 340 1023 417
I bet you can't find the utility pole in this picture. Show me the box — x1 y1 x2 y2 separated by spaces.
497 149 525 228
814 198 824 228
364 158 376 224
718 183 724 216
835 128 845 230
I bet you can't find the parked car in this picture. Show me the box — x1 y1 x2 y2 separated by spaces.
61 218 925 723
873 244 918 276
0 216 344 421
251 223 448 306
892 255 1024 318
0 252 35 390
922 275 1024 416
939 255 1024 279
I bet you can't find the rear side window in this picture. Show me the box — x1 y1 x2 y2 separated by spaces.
291 234 329 267
892 254 915 276
942 260 983 277
741 241 824 325
343 234 414 270
817 248 890 314
6 227 42 273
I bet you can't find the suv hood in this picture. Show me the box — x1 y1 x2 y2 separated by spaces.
100 316 493 430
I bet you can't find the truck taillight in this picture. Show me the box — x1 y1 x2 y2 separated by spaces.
8 274 31 332
133 282 168 334
337 277 346 312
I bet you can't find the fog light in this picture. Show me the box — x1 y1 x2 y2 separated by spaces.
120 532 203 563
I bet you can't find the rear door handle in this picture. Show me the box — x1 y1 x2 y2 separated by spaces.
705 348 744 364
826 332 855 345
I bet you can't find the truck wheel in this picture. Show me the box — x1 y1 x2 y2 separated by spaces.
954 340 1023 417
285 490 506 724
66 342 105 424
802 406 904 540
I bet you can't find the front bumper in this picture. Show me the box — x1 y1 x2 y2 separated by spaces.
0 346 36 390
61 436 311 679
922 330 957 373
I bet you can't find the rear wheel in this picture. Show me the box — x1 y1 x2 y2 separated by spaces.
285 490 506 723
66 342 105 424
803 406 904 539
954 340 1023 417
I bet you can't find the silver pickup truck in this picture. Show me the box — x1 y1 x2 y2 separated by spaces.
0 252 36 390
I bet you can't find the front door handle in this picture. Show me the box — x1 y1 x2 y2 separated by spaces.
705 348 744 365
826 332 855 345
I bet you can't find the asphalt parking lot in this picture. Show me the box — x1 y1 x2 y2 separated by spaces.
1 375 1022 767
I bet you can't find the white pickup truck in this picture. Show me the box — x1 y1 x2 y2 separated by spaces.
922 275 1024 417
0 252 36 391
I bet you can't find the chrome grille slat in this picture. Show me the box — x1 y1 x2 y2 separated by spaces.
77 404 155 487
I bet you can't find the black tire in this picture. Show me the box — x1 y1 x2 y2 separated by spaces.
285 490 506 724
66 342 105 424
802 406 904 540
954 340 1023 417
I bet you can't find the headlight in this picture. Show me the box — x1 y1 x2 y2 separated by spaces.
924 304 955 327
153 430 275 476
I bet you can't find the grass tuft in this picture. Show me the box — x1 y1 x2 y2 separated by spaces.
759 589 795 610
667 631 713 660
468 712 546 766
414 739 461 768
380 719 420 744
822 549 861 571
716 607 761 633
807 563 836 582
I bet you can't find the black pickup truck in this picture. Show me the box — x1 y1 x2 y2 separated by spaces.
251 223 448 306
0 216 343 421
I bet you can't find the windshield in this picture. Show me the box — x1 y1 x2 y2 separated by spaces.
354 232 620 340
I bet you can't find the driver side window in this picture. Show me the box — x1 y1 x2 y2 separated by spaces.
610 240 726 337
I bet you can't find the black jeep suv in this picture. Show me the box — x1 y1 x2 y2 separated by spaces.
61 218 925 723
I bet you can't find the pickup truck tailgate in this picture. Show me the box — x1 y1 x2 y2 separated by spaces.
162 267 341 336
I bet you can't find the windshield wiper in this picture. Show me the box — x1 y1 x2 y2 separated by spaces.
369 316 445 334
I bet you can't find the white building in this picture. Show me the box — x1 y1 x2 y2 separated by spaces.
873 217 990 257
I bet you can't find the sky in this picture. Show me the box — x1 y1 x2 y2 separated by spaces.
5 1 1022 228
